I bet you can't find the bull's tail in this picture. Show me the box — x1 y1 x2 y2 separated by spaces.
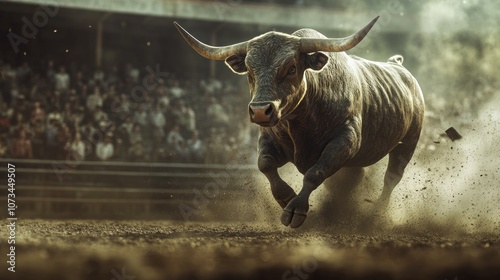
388 55 404 65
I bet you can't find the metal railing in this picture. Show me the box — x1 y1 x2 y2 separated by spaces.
0 158 260 219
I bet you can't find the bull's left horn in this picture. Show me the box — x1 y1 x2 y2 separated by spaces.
299 16 379 53
174 22 248 60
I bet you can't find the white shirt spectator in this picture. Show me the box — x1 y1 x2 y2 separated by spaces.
133 109 148 126
167 126 184 147
93 108 108 123
54 67 70 91
87 89 103 112
69 139 85 160
150 109 166 129
207 98 229 126
46 111 62 126
121 118 134 135
126 64 140 83
96 140 114 161
184 106 196 131
169 80 185 99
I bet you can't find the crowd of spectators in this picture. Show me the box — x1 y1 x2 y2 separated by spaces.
0 60 257 163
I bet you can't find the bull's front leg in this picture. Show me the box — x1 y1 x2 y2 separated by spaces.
258 132 296 208
281 126 361 228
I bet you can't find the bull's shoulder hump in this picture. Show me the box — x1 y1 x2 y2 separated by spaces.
292 28 327 39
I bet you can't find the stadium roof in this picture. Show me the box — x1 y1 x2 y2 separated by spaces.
1 0 417 33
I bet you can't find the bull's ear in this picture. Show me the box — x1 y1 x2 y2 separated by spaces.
225 54 247 75
305 52 329 71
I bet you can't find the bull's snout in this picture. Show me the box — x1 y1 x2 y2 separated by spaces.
249 102 278 126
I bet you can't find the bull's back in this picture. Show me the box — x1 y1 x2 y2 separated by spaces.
347 56 424 167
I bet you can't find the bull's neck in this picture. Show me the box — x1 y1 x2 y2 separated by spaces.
284 52 355 130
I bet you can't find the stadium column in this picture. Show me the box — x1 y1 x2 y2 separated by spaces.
96 13 112 68
210 24 224 79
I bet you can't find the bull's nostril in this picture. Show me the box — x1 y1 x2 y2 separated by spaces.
265 105 273 116
249 107 255 117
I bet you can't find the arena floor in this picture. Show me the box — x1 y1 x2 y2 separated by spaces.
1 219 499 280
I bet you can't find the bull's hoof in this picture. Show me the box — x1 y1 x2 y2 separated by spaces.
280 196 309 228
281 210 307 228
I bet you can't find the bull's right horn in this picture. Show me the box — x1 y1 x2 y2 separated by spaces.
299 16 379 53
174 22 248 60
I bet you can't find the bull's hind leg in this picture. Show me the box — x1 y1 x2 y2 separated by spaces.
324 167 365 198
320 167 365 218
377 136 419 209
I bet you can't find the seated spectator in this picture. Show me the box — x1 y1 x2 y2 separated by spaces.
61 102 74 125
169 79 185 99
175 139 190 162
128 123 143 145
121 116 134 135
171 99 196 133
125 63 140 84
102 84 117 114
0 112 10 135
69 107 85 130
128 141 148 162
30 101 46 125
187 130 205 163
167 125 184 148
155 80 170 108
45 118 59 159
56 122 72 160
73 70 86 91
9 112 27 134
31 119 46 158
86 86 103 112
206 97 229 127
95 135 114 161
93 106 109 124
80 122 98 159
0 137 8 158
54 66 70 93
10 130 33 159
133 106 148 127
113 128 129 161
200 78 222 95
149 106 166 144
68 133 86 161
46 110 62 126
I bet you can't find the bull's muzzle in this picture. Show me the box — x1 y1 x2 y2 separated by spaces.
249 102 278 126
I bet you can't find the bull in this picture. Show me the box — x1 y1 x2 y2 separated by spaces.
174 16 424 228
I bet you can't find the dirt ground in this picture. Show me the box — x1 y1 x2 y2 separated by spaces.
0 219 498 280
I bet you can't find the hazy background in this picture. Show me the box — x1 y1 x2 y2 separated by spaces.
0 0 499 235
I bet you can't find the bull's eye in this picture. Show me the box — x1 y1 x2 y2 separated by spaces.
288 65 296 76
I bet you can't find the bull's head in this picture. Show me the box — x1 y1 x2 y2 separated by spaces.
174 17 378 127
